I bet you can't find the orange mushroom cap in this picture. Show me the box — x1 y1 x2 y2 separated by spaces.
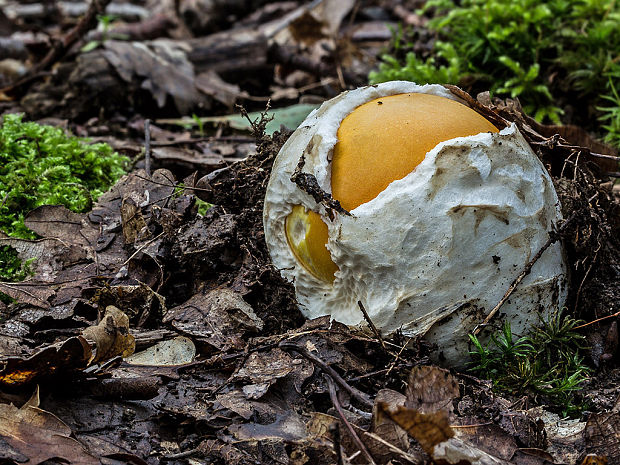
286 93 499 282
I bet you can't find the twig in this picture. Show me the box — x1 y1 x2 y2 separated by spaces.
574 310 620 330
279 341 373 408
362 432 418 464
325 375 377 465
329 422 344 465
2 0 113 95
133 173 212 192
357 301 387 353
385 339 410 378
347 363 414 382
473 212 578 335
122 232 164 265
161 447 199 461
144 119 152 178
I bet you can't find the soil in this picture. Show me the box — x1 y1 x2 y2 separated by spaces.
0 1 618 464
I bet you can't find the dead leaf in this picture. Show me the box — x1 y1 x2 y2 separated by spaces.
432 437 511 465
0 400 99 464
0 336 91 387
195 70 249 108
121 196 150 244
235 348 293 385
103 40 204 113
378 401 454 455
371 389 410 461
163 288 263 352
24 205 86 242
125 336 195 366
92 284 167 327
585 411 620 463
581 454 609 465
82 305 135 364
406 365 460 415
0 281 54 309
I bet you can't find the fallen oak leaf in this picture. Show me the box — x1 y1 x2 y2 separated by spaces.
0 391 99 464
0 336 91 387
82 305 135 364
406 365 459 414
378 401 454 455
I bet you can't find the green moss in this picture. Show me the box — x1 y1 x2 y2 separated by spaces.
0 114 129 239
0 114 128 298
469 309 590 416
370 0 620 143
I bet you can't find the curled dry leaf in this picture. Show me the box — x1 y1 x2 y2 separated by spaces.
0 336 91 387
378 401 454 455
406 365 460 415
0 396 99 464
124 336 196 366
585 411 620 463
81 305 135 364
371 389 410 461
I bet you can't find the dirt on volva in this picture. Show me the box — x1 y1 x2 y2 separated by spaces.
0 1 619 464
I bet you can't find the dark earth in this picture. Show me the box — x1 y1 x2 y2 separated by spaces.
0 1 618 464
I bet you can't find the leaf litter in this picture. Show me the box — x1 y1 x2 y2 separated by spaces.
0 1 618 464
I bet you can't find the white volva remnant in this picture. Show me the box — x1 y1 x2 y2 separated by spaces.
263 81 567 365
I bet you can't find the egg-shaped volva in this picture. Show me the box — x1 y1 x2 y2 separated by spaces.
263 81 567 365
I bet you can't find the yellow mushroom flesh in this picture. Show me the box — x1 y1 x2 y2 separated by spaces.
284 93 499 283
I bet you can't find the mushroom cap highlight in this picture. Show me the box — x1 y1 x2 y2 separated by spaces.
286 93 499 282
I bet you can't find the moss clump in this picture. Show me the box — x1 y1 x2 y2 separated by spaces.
469 310 590 416
0 114 128 239
370 0 620 145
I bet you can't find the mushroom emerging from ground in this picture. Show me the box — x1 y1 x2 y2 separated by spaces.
263 81 567 365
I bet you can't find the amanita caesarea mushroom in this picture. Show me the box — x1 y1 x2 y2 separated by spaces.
263 81 567 365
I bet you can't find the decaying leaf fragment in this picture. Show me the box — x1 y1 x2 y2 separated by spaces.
82 305 135 364
406 365 460 414
378 401 454 455
0 389 99 464
0 336 91 387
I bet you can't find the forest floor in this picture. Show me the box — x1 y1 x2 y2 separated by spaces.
0 1 618 464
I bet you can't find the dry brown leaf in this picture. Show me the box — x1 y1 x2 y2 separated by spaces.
581 454 609 465
406 365 460 415
378 401 454 455
585 411 620 463
371 389 409 459
82 305 135 364
0 397 99 464
120 196 150 244
0 336 91 387
24 205 87 243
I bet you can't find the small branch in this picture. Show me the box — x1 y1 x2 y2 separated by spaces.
573 310 620 330
473 212 578 335
2 0 113 95
362 432 418 464
144 119 152 177
279 341 373 408
357 301 387 353
325 375 377 465
329 422 344 465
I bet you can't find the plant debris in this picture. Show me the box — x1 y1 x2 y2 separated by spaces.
0 1 618 464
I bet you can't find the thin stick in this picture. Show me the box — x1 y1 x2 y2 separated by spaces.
329 422 344 465
2 0 113 94
122 232 164 265
325 375 377 465
362 432 418 464
473 212 577 336
279 341 373 408
144 119 152 177
357 301 387 353
573 311 620 330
